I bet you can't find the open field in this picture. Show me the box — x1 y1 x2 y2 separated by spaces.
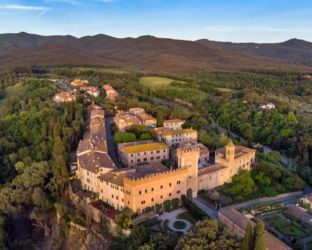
140 76 184 89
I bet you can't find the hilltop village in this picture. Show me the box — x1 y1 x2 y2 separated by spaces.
76 104 256 213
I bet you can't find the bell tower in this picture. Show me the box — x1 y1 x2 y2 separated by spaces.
177 145 199 198
225 139 235 161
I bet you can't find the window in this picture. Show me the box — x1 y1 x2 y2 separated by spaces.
169 193 171 196
112 195 114 198
151 188 154 191
144 158 147 161
177 190 181 194
151 198 154 202
160 185 163 189
160 195 163 199
156 150 160 153
116 196 119 200
145 189 147 193
139 191 142 195
151 157 154 160
141 200 145 205
156 156 160 159
169 183 172 187
177 180 181 184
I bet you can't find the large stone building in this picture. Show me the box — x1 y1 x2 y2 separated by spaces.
118 140 169 167
77 106 256 213
163 119 185 130
113 108 157 132
103 84 119 101
155 127 198 147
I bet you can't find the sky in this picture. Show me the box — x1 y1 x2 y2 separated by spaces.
0 0 312 42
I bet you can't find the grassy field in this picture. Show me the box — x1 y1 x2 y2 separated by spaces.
265 215 309 238
140 76 184 89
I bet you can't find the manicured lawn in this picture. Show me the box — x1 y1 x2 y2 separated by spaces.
177 212 195 224
140 76 184 89
265 216 309 238
173 220 187 230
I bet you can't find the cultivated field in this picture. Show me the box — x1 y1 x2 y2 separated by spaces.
140 76 184 89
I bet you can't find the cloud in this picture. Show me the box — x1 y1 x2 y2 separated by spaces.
0 4 48 11
44 0 80 5
0 4 50 18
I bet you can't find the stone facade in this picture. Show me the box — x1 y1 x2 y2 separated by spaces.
163 119 185 130
118 140 169 167
77 106 256 213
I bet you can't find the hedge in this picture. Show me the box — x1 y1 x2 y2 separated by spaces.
172 198 179 209
181 195 207 220
163 200 171 212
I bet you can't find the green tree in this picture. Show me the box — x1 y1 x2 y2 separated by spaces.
254 220 266 250
50 136 68 198
177 219 240 250
115 208 133 229
242 223 254 250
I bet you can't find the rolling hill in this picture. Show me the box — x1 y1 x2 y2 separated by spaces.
0 32 311 74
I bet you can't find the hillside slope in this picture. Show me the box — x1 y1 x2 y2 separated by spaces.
198 38 312 67
0 32 310 74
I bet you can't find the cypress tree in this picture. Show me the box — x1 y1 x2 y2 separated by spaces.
254 220 266 250
242 223 254 250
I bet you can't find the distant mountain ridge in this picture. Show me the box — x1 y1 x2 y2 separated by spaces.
0 32 311 74
198 38 312 67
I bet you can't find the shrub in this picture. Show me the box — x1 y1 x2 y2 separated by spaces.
155 203 162 213
172 198 179 209
163 200 171 212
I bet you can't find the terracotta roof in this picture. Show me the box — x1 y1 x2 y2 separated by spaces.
122 142 168 154
78 152 115 173
215 145 255 159
198 163 227 175
98 170 127 186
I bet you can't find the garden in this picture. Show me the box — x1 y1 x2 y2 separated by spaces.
265 215 310 238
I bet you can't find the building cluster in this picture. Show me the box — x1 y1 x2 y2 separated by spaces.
114 108 157 132
260 102 276 110
80 86 100 97
103 84 119 101
53 89 77 103
77 106 256 213
71 79 89 87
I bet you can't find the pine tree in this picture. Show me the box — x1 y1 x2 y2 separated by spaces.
242 223 254 250
254 220 266 250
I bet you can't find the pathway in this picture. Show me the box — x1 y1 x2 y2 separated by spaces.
232 191 304 210
104 116 121 168
191 198 218 219
157 208 192 234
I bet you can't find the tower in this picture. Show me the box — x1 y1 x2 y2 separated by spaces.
225 139 235 161
176 144 199 198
